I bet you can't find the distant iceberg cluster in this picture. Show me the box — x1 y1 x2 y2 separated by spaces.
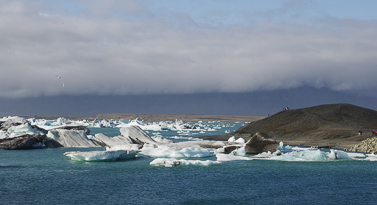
2 116 377 166
26 116 240 132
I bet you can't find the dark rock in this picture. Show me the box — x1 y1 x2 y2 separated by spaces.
0 134 47 150
244 133 279 154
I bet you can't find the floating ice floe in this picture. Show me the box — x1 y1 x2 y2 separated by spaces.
216 153 254 161
150 158 221 167
251 148 351 161
64 150 137 162
140 144 213 158
168 136 204 141
106 145 140 151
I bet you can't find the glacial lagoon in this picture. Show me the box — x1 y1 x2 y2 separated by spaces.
1 117 377 204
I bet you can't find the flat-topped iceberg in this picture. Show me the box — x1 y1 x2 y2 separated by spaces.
64 150 137 162
150 158 221 167
140 144 213 158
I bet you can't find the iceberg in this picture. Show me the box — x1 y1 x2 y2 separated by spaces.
64 150 137 162
216 153 253 161
6 124 42 138
105 144 140 151
43 125 157 148
47 129 97 147
253 148 351 161
140 144 213 158
0 116 28 124
227 136 245 143
150 158 221 167
235 137 245 143
119 126 157 145
92 133 134 147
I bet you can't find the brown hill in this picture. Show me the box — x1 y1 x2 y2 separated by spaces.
202 103 377 149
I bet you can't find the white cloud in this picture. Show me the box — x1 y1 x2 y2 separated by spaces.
0 0 377 98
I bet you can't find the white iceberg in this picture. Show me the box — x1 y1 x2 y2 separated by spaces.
216 153 253 161
150 158 221 167
0 116 28 124
64 150 137 162
227 136 245 143
106 144 140 151
254 148 351 161
140 144 213 158
6 124 41 138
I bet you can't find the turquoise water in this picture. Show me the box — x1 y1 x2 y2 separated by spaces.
2 123 377 204
2 148 377 204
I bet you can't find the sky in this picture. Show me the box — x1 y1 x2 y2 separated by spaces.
1 0 377 116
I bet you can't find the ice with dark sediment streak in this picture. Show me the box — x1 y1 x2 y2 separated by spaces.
92 133 134 147
119 126 157 145
47 129 98 147
150 158 221 167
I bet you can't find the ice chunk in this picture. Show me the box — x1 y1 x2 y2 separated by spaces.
215 147 225 154
234 146 246 156
47 129 97 147
277 141 284 150
168 136 204 141
0 116 28 124
347 152 366 159
92 133 134 147
228 136 244 143
140 144 213 158
150 158 221 167
152 136 174 143
334 150 351 159
64 150 137 162
327 149 337 160
218 148 352 162
235 138 245 143
365 153 377 161
7 124 41 138
268 149 346 161
227 136 236 142
271 150 327 161
0 130 8 139
106 144 140 151
216 153 253 161
120 126 156 145
150 158 180 167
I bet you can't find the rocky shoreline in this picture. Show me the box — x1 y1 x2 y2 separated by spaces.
347 137 377 153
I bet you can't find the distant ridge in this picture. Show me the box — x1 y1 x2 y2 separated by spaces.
30 113 265 123
93 113 264 122
203 103 377 149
